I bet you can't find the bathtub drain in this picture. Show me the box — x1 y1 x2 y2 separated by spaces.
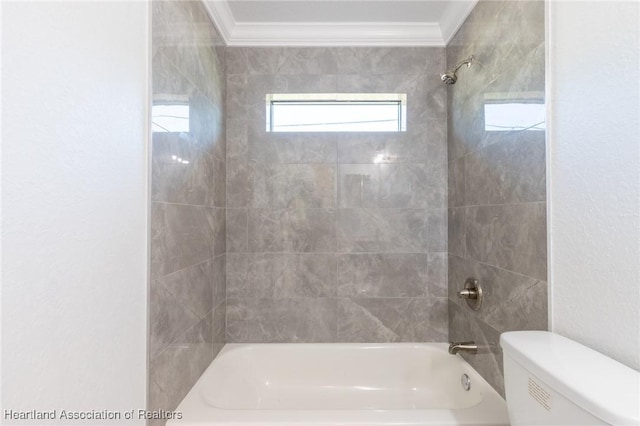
461 374 471 391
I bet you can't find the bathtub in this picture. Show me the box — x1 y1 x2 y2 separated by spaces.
168 343 509 426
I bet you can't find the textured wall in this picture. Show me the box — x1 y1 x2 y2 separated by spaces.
548 1 640 370
225 47 449 343
2 2 149 420
149 1 226 422
446 0 547 396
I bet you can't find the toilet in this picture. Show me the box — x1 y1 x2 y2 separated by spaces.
500 331 640 425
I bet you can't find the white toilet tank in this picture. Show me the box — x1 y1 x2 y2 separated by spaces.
500 331 639 426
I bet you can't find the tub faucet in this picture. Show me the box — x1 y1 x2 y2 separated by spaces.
449 341 478 355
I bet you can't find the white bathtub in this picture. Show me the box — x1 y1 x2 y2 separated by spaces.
168 343 509 426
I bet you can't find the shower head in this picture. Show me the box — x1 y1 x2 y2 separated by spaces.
441 55 474 85
441 71 458 85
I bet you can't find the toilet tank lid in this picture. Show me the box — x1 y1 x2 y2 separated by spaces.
500 331 640 425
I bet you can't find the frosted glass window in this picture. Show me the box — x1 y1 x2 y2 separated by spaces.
266 93 407 132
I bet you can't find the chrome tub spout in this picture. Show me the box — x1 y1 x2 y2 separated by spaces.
448 341 478 355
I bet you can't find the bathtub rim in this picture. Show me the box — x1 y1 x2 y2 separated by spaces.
168 342 510 426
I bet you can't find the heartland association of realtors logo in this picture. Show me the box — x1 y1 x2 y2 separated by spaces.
3 409 182 422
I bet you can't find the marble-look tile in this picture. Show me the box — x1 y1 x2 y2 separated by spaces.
448 156 465 208
226 158 251 208
211 255 226 308
226 298 338 343
156 259 218 320
427 252 448 298
466 203 547 279
338 132 428 164
151 0 225 420
212 303 226 344
226 118 247 161
150 202 218 277
236 48 339 75
427 208 447 252
223 46 450 348
152 133 216 206
152 50 197 101
378 164 431 208
448 255 547 331
448 301 504 397
337 254 429 297
426 83 447 121
286 74 338 92
153 0 218 45
337 73 426 94
248 131 338 164
149 282 200 360
162 46 225 111
448 207 466 258
448 254 474 305
337 298 447 342
337 208 429 253
212 207 226 257
484 279 547 332
250 163 336 209
447 92 485 160
225 47 249 75
333 47 429 75
149 314 214 417
338 164 379 208
248 208 336 253
226 74 247 121
466 133 546 205
426 157 448 210
212 155 226 208
189 91 224 149
245 74 287 120
446 0 547 398
227 253 337 298
226 208 248 252
148 380 172 426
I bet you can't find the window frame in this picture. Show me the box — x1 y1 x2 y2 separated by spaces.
265 93 407 133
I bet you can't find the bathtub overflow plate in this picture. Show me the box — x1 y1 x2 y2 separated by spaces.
461 374 471 391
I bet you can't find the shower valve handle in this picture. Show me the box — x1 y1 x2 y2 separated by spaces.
457 289 478 299
457 278 483 310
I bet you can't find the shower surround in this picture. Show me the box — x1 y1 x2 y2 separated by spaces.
225 47 449 343
149 1 226 422
446 0 548 396
147 0 548 419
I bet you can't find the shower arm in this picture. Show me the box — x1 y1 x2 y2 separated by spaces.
451 56 474 73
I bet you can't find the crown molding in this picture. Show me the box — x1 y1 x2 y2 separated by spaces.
203 0 235 45
439 0 479 44
204 0 476 47
230 22 444 46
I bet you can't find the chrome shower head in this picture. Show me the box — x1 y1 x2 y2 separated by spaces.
441 72 458 85
441 55 474 85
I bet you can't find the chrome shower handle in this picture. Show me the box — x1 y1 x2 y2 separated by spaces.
457 278 483 310
457 288 479 299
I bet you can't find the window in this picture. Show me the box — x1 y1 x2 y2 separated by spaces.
152 95 190 133
483 92 545 132
266 93 407 132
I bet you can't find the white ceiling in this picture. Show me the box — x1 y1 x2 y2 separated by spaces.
204 0 478 46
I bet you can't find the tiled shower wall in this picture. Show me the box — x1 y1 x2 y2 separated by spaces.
225 47 449 342
149 1 226 420
447 0 547 396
